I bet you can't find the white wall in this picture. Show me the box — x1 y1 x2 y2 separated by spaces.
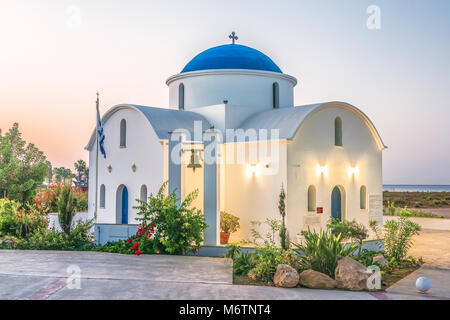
286 106 383 239
89 108 165 224
167 70 296 110
221 141 288 243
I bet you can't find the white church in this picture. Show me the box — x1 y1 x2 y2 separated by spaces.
86 34 386 246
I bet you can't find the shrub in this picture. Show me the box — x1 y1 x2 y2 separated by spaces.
134 182 206 255
249 246 294 282
293 229 358 278
57 183 78 234
17 219 94 251
393 198 407 207
278 185 289 250
249 218 282 247
234 251 258 276
225 243 242 260
0 198 48 237
384 217 421 261
327 218 369 258
220 211 240 234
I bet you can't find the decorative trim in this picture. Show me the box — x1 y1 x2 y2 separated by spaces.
166 69 298 86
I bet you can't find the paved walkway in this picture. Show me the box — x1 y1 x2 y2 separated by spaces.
385 229 450 300
0 250 444 300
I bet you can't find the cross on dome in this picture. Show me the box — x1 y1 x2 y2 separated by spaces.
229 31 238 44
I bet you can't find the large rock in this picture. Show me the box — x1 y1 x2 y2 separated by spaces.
335 257 371 291
373 255 388 267
273 264 299 288
298 270 337 289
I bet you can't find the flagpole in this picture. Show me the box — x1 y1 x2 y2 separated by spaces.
94 92 100 223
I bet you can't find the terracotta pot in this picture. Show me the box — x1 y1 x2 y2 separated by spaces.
220 232 231 244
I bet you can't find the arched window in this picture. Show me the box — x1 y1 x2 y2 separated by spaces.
360 185 367 210
120 119 126 147
307 185 316 212
335 117 343 146
100 184 106 208
140 185 147 202
272 82 279 109
178 83 184 110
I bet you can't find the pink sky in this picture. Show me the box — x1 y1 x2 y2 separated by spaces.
1 0 450 184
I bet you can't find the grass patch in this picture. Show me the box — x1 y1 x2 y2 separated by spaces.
383 191 450 209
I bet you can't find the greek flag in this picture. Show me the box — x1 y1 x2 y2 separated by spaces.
96 99 106 159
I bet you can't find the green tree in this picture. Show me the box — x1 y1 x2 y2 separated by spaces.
278 184 289 250
0 123 48 203
53 167 73 184
74 159 88 188
57 183 78 235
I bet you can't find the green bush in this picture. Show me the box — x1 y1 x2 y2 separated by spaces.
293 229 358 278
384 217 421 261
57 183 78 235
249 246 294 282
398 207 443 218
0 198 48 237
327 218 369 258
393 198 407 207
234 251 258 276
17 219 94 251
134 182 206 255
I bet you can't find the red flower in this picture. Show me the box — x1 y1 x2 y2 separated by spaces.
132 242 139 251
135 250 142 256
127 239 132 243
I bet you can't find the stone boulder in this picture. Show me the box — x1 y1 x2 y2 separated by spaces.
373 255 388 267
335 257 371 291
298 270 337 289
273 264 299 288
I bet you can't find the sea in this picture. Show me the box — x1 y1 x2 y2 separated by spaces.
383 185 450 192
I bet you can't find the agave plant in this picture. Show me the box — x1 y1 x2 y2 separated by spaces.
293 228 358 278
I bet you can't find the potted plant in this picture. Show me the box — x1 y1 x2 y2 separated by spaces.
220 211 240 244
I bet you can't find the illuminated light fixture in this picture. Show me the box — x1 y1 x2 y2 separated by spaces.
316 164 328 177
348 165 359 178
246 163 261 177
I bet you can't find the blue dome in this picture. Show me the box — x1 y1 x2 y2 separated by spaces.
181 44 282 73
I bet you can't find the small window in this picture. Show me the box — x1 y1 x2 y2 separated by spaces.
178 83 185 110
140 185 147 202
100 184 106 208
120 119 126 147
360 186 367 210
272 82 279 108
335 117 343 146
307 185 316 212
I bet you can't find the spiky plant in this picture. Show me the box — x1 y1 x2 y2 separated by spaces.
57 183 78 235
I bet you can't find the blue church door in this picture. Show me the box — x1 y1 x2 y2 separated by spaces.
331 186 342 221
121 186 128 224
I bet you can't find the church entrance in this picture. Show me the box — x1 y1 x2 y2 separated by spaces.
331 186 344 221
116 184 129 224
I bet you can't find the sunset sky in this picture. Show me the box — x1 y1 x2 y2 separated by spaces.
1 0 449 184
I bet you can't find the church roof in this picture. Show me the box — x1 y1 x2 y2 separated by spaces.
239 101 387 150
85 104 212 150
181 44 282 74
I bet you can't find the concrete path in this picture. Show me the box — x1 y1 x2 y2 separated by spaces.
0 250 441 300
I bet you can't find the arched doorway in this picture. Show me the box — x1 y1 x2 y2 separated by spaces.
116 185 129 224
331 186 344 221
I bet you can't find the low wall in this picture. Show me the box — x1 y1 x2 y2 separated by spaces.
188 239 384 257
94 223 139 245
48 212 90 232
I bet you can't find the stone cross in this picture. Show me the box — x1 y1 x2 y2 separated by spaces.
229 31 238 44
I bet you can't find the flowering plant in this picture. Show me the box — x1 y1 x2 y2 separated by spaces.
133 182 206 255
